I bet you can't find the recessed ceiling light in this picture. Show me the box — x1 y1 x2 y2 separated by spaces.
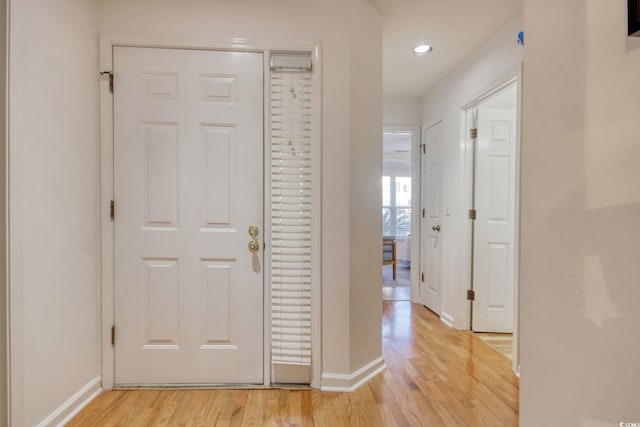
413 44 433 56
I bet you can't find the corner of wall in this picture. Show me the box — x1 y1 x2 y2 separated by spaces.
36 378 102 427
321 356 386 392
348 0 383 376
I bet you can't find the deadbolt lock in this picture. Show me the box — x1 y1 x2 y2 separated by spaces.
249 226 260 237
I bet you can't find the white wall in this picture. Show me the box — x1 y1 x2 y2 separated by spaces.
420 13 523 329
520 1 640 425
383 95 421 128
8 0 101 425
97 0 383 385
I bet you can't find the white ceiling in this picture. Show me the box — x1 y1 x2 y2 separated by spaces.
369 0 523 97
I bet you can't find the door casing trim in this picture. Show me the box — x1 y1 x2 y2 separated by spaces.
99 34 323 389
459 63 522 375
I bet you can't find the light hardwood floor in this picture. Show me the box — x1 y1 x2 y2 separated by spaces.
381 285 411 301
474 333 514 361
68 302 519 426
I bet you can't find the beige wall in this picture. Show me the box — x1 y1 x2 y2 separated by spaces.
383 95 422 128
520 0 640 425
349 0 383 371
9 0 100 424
97 0 383 383
0 0 6 424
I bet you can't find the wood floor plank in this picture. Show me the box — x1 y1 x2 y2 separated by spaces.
300 391 314 427
194 390 225 426
238 390 264 427
69 302 518 426
66 390 126 426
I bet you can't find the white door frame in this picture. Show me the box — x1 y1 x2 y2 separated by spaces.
383 125 420 302
459 64 522 374
99 34 323 389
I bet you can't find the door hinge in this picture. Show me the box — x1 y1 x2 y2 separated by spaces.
468 209 476 220
100 71 114 93
421 272 425 282
111 325 116 346
467 290 475 301
110 200 115 221
422 208 426 218
420 144 426 154
470 128 478 139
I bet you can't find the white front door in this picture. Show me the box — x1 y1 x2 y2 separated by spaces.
113 47 264 384
419 121 443 314
472 107 517 333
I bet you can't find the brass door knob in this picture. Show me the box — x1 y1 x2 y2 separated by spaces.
248 239 260 253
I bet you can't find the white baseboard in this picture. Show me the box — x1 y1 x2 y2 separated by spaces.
321 356 386 392
37 376 102 427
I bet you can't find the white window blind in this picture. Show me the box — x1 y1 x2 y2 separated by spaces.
270 58 313 366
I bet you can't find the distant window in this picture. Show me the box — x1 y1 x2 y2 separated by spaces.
382 175 411 238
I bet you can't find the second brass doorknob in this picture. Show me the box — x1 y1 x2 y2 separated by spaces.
248 239 260 253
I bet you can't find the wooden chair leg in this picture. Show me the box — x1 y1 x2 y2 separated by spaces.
393 261 397 280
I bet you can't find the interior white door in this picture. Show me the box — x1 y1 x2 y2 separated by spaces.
472 108 517 333
113 47 264 384
419 121 443 315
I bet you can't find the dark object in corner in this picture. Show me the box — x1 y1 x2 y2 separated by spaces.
629 0 640 37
